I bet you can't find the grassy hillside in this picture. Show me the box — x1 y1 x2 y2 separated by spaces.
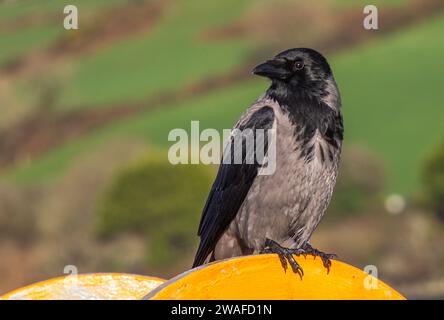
0 0 127 19
45 0 256 109
0 24 62 67
5 11 444 195
3 3 444 196
56 0 409 109
336 0 408 7
5 0 402 111
1 1 443 296
0 0 128 66
334 14 444 194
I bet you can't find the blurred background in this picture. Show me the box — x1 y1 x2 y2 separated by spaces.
0 0 444 299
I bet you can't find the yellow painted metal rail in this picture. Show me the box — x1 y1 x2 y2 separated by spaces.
1 255 405 300
0 273 165 300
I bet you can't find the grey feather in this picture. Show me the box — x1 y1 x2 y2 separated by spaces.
193 48 343 266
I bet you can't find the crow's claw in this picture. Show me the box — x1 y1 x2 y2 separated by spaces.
301 243 337 274
262 238 304 279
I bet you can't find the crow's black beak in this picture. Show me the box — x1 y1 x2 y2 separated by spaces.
252 58 290 80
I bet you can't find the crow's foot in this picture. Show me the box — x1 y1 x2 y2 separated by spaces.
301 243 337 274
261 238 304 279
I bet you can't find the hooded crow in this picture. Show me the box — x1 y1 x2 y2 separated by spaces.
193 48 343 276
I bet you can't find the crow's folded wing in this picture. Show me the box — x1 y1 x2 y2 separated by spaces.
193 106 275 267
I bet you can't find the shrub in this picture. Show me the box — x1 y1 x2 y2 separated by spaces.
327 145 386 218
97 151 214 267
421 139 444 219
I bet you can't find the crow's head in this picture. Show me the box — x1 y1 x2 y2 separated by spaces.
253 48 340 108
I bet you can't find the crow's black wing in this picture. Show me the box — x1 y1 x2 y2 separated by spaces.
193 106 275 267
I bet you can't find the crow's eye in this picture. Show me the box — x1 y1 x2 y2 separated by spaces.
294 60 304 71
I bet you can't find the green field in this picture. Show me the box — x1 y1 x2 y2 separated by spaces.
334 14 444 195
335 0 408 7
0 0 127 19
3 0 257 110
56 0 410 109
1 0 444 294
55 0 255 109
2 2 444 197
4 0 404 110
0 24 62 67
0 0 129 66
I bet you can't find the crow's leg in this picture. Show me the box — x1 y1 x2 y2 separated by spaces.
261 238 304 278
301 243 337 273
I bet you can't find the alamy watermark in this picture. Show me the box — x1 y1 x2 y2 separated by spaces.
168 121 277 175
363 5 378 30
363 264 379 290
62 4 378 31
63 265 80 290
63 5 78 30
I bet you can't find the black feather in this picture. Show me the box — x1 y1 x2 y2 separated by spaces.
193 106 275 267
269 91 343 162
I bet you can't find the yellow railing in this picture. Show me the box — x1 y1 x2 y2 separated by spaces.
1 255 405 300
